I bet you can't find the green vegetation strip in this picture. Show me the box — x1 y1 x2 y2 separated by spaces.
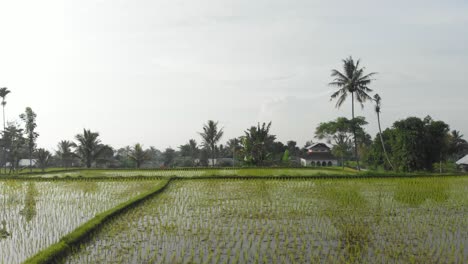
22 179 171 264
0 176 166 182
4 167 467 180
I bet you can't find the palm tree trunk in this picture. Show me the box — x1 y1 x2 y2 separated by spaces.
2 103 5 130
377 112 394 170
439 153 442 173
211 144 215 167
351 92 360 171
2 103 5 175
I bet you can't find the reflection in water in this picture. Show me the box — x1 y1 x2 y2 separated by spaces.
0 220 10 239
394 179 449 206
20 183 38 222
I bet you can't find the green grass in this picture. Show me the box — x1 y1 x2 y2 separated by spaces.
11 167 358 179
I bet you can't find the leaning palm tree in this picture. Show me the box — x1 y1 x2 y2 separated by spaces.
75 129 106 168
56 140 77 168
329 56 376 170
199 120 224 166
128 143 150 169
0 87 11 130
374 94 394 170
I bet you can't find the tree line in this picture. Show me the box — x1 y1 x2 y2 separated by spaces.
1 57 467 172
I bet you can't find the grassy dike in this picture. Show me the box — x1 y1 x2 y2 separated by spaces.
23 179 171 264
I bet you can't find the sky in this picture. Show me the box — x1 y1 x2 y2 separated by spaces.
0 0 467 151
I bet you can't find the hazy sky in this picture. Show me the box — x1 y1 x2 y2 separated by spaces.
0 0 467 151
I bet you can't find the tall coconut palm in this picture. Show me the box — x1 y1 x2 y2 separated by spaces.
56 140 77 168
36 148 52 172
448 130 468 160
75 129 106 168
374 94 394 170
0 87 11 130
188 139 199 160
128 143 150 169
0 88 11 173
227 138 241 166
199 120 224 166
329 56 376 170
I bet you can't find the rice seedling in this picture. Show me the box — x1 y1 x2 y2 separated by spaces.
26 167 355 179
59 176 467 263
0 179 164 264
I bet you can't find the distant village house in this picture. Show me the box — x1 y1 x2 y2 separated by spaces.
300 143 338 167
456 155 468 172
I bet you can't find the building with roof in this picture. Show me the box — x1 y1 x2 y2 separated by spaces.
456 155 468 172
5 159 38 168
300 143 338 167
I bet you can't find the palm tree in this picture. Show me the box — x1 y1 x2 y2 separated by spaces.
226 138 241 166
448 130 468 160
75 129 106 168
0 88 11 173
36 148 52 172
188 139 199 160
129 143 150 168
0 88 11 130
329 56 376 170
56 140 77 168
374 94 394 170
241 122 276 166
199 120 224 166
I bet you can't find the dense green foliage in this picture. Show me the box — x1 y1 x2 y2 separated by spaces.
240 122 276 166
0 124 25 173
315 117 370 166
367 116 464 172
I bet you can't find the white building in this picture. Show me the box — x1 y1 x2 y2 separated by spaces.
5 159 38 168
456 155 468 172
301 143 338 167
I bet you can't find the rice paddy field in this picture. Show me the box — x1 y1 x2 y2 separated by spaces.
0 179 164 264
58 176 468 264
24 167 356 178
